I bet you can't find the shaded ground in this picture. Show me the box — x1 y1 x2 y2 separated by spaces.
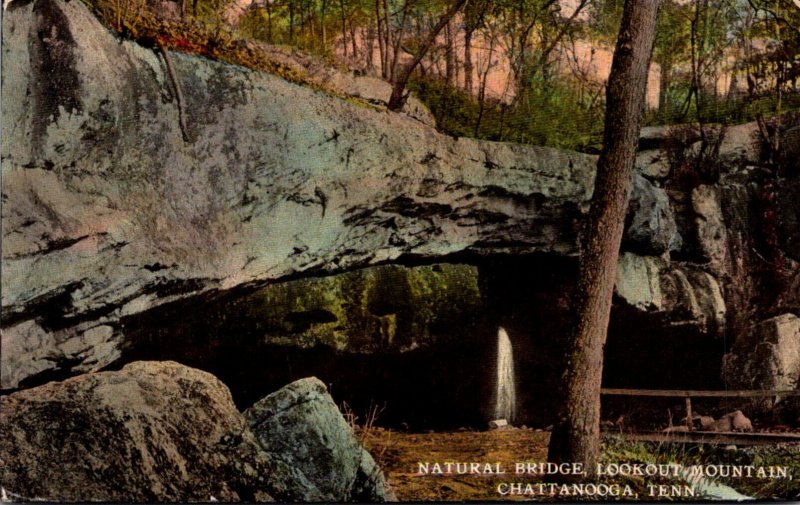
360 428 551 501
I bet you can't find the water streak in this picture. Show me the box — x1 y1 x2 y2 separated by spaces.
494 327 517 422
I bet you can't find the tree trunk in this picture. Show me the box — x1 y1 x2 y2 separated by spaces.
387 0 467 111
366 25 376 72
350 18 358 58
375 0 387 78
474 34 496 136
546 0 661 477
445 20 455 86
464 28 474 94
382 0 392 79
341 0 348 58
322 0 328 50
265 0 273 43
289 3 295 44
659 59 672 115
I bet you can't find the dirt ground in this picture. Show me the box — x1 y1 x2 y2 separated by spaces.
360 428 800 502
360 428 551 501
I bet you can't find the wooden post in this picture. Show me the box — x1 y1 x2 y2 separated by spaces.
685 396 693 432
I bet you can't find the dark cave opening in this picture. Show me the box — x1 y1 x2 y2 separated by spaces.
110 253 734 431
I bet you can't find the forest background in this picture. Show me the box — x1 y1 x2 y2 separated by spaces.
86 0 800 155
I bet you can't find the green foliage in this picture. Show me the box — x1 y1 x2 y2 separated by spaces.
602 438 800 500
82 0 800 153
409 74 604 152
646 87 800 127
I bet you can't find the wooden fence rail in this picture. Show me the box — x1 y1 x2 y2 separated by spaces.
601 388 800 398
600 388 800 432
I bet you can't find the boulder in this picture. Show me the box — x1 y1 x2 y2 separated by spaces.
698 415 715 429
729 410 754 432
0 361 280 502
706 411 753 433
488 419 509 429
623 174 682 255
717 121 761 165
722 313 800 400
244 377 394 502
639 124 704 151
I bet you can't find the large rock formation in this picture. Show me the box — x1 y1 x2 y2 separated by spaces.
0 361 279 502
244 377 394 502
1 0 600 389
1 0 680 390
1 0 798 428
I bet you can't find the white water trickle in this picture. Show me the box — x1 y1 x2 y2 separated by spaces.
494 327 517 422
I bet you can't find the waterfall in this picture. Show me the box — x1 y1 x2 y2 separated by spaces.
494 327 517 422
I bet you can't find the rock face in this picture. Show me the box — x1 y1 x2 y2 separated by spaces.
723 313 800 396
716 121 762 165
1 0 603 389
1 0 687 390
0 361 278 502
244 377 394 502
636 149 671 179
615 252 726 336
623 174 681 254
691 184 729 271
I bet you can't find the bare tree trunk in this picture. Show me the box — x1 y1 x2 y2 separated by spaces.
389 0 411 84
322 0 328 50
383 0 392 79
474 33 496 136
387 0 467 110
289 2 295 44
464 28 474 94
265 0 273 43
341 0 348 57
659 59 672 115
366 25 376 73
445 19 455 86
350 18 358 58
375 0 387 78
547 0 661 477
